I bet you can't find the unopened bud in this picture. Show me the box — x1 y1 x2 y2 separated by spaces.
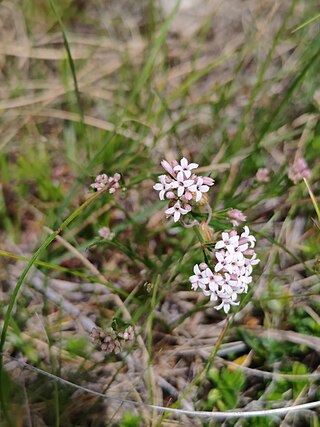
199 262 208 270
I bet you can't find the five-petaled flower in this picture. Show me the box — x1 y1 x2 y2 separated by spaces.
165 201 190 222
174 157 199 180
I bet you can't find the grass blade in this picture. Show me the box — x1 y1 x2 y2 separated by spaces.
48 0 83 129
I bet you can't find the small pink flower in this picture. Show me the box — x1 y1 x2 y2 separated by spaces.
215 251 234 274
91 173 121 193
165 201 189 222
215 232 239 251
288 158 311 183
175 175 194 197
91 174 109 191
153 175 172 200
118 326 135 341
228 209 247 227
189 264 209 291
98 227 115 240
188 177 210 202
256 168 270 183
241 226 255 248
173 157 199 179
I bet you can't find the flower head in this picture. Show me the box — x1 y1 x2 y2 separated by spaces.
98 227 115 240
190 226 259 314
154 157 214 224
256 168 270 183
288 158 311 183
228 209 247 227
91 173 121 193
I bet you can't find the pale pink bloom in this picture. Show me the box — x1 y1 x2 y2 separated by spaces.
189 264 209 291
228 209 247 227
101 336 121 354
229 253 245 274
108 173 121 194
153 175 173 200
165 201 189 222
118 326 135 341
175 174 194 197
98 227 115 240
241 226 256 248
256 168 270 183
90 327 103 340
215 295 239 314
91 173 121 193
91 173 109 191
215 251 234 274
188 177 210 202
233 241 249 254
174 157 199 179
288 158 311 183
245 254 260 266
215 232 239 251
203 267 220 293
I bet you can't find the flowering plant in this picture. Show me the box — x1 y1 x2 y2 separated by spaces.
153 157 260 314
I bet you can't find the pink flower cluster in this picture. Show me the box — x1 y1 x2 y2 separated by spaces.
189 226 259 314
288 158 311 184
256 168 270 183
153 157 214 222
91 173 121 193
98 227 115 240
228 209 247 227
91 326 135 354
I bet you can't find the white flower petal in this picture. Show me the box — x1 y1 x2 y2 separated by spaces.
173 210 180 222
196 191 202 202
165 207 175 215
181 157 188 168
189 162 199 170
177 186 184 197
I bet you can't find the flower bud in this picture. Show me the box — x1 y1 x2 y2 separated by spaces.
161 160 176 178
165 191 176 199
202 176 215 186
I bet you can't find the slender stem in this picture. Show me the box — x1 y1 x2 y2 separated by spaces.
303 178 320 223
180 217 200 228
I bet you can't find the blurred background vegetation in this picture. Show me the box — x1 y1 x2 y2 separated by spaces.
0 0 319 426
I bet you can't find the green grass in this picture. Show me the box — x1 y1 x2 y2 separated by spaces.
0 0 320 425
